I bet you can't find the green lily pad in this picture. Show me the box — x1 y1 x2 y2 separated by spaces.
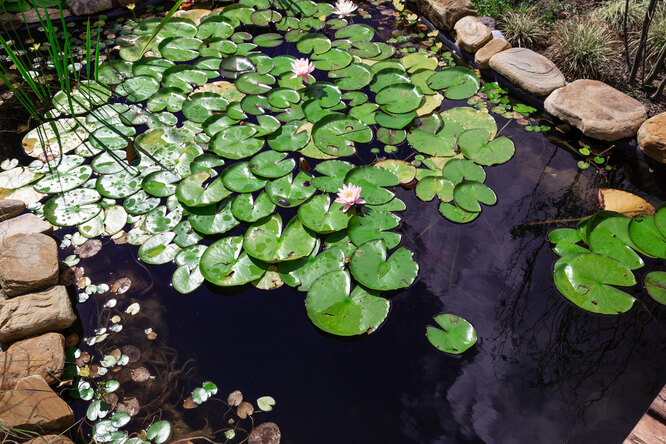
312 160 354 193
312 48 353 71
655 204 666 238
297 33 332 54
211 126 264 160
427 67 480 100
187 198 240 235
453 181 497 213
235 73 276 95
173 264 205 294
344 166 399 205
306 269 389 336
406 128 456 156
440 107 497 139
645 271 666 305
197 15 236 39
249 151 295 178
588 213 644 270
348 209 401 249
176 171 231 207
44 188 102 227
312 114 372 157
267 123 311 152
182 93 229 123
144 204 183 234
334 23 374 42
221 162 267 193
231 191 276 222
328 63 373 90
349 239 418 291
142 170 181 197
96 171 141 199
116 75 160 102
279 245 345 291
34 165 92 194
426 313 477 354
548 228 582 245
441 159 486 184
201 236 267 286
375 84 424 114
375 110 416 130
124 190 160 215
298 194 353 233
416 176 455 202
438 202 479 224
457 129 515 166
138 231 181 265
244 214 317 263
266 171 316 207
628 215 666 258
173 219 204 248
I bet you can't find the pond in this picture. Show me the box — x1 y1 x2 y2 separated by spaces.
0 0 665 442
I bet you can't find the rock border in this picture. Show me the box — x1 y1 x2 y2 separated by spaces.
415 1 666 166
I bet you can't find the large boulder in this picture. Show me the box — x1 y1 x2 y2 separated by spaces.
475 38 511 69
0 233 59 297
489 48 565 96
0 375 74 433
0 213 52 244
637 112 666 163
545 80 648 141
24 435 75 444
0 333 65 390
0 199 25 222
415 0 476 31
66 0 113 16
454 16 492 53
0 286 77 343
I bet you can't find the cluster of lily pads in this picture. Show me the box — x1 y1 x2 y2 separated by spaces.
8 0 517 342
548 205 666 314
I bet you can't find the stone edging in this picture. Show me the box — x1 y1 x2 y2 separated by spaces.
413 0 666 166
0 200 77 442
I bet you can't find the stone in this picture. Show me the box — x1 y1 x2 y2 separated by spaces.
489 48 566 96
0 375 74 433
0 333 65 390
492 30 507 40
24 435 75 444
454 16 492 53
475 38 512 69
545 80 648 142
0 286 77 343
478 16 496 30
0 233 59 297
0 199 24 222
415 0 476 31
17 8 70 24
0 213 52 244
66 0 113 16
637 112 666 163
248 422 281 444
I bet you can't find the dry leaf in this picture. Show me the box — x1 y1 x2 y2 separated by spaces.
111 315 121 323
131 367 151 382
122 345 141 363
598 189 655 217
183 396 198 409
147 332 158 340
228 390 243 406
116 397 140 416
237 401 254 419
111 277 131 294
125 302 140 315
74 239 102 258
110 348 122 361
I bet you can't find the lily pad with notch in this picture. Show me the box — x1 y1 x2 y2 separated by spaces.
349 239 418 291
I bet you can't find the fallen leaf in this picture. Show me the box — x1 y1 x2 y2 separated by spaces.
125 302 140 315
228 390 243 406
598 188 655 217
122 345 141 363
74 239 102 258
237 401 254 419
131 367 151 382
116 397 140 416
111 277 131 294
183 396 198 409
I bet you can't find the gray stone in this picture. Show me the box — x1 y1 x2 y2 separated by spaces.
0 200 24 222
415 0 476 31
17 8 70 24
455 16 492 53
489 48 566 96
545 79 648 141
0 333 65 390
478 16 496 30
0 233 59 297
0 213 52 244
637 112 666 163
0 286 77 343
475 38 511 69
248 422 281 444
491 29 506 40
66 0 113 16
0 375 74 433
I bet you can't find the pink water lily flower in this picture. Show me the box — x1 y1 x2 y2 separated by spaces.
335 183 365 212
290 58 315 83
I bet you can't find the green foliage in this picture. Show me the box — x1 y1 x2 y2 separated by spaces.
500 9 548 48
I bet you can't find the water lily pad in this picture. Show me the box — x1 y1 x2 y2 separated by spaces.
441 159 486 184
440 107 497 139
123 190 160 215
655 204 666 238
147 88 188 113
588 213 644 270
312 48 353 71
457 129 515 166
438 202 479 224
244 214 317 263
345 166 399 205
645 271 666 305
553 253 636 314
306 269 389 336
142 170 181 197
426 313 477 354
231 192 276 222
298 194 353 233
453 181 496 213
34 165 92 194
182 93 229 123
328 63 372 90
334 23 374 42
173 219 204 248
138 231 181 265
267 88 301 109
427 67 480 100
235 72 276 95
297 33 332 54
187 198 240 235
416 176 454 202
251 10 283 26
375 110 416 130
312 160 354 192
267 123 311 152
197 15 236 39
144 204 183 234
221 162 267 192
211 126 264 160
44 188 102 226
173 264 205 294
348 209 401 249
249 151 295 178
96 171 141 199
312 114 371 156
406 128 456 156
176 171 231 207
279 246 345 291
116 75 160 102
266 171 316 207
349 239 418 291
628 215 666 258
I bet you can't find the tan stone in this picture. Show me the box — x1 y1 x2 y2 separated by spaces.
66 0 113 16
0 286 77 343
415 0 476 31
0 333 65 390
475 38 511 69
248 422 281 444
24 435 75 444
0 213 53 244
454 16 492 53
545 80 647 141
637 112 666 163
0 199 25 222
0 233 59 297
17 8 71 24
489 48 566 96
0 375 74 433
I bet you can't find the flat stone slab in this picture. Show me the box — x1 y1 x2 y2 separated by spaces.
638 112 666 163
545 79 647 142
0 199 25 222
0 233 59 297
455 16 492 53
475 38 511 69
24 435 75 444
0 375 74 433
489 48 565 96
0 286 77 343
0 333 65 390
415 0 476 31
0 213 52 244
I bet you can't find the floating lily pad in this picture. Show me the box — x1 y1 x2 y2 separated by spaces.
453 181 497 213
348 209 401 249
345 165 399 205
628 215 666 258
221 162 267 192
211 126 264 160
298 195 353 233
188 198 240 235
138 232 181 265
645 271 666 305
266 171 316 207
44 188 102 226
349 239 418 291
231 191 276 222
438 202 479 224
427 67 480 100
587 213 644 270
244 214 317 262
249 151 295 178
176 171 231 207
312 115 372 157
426 313 477 354
457 129 515 166
312 160 354 192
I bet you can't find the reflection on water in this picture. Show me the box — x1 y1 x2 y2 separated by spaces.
71 116 666 444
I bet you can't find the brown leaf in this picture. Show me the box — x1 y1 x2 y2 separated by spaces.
75 351 90 367
110 348 122 361
227 390 243 406
183 396 198 409
74 239 102 258
122 345 141 363
111 277 131 294
237 401 254 419
103 393 119 411
131 367 151 382
598 189 655 217
116 397 140 416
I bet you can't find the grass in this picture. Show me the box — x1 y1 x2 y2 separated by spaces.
472 0 515 18
595 0 649 32
546 15 618 80
499 8 548 48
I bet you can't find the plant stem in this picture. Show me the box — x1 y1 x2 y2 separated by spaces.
628 0 659 84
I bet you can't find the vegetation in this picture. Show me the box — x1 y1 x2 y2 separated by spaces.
499 9 548 49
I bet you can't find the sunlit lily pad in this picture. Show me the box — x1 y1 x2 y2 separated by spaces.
266 171 316 208
138 232 181 265
244 214 317 262
231 192 276 222
188 198 240 235
298 195 353 234
426 314 477 354
349 239 418 291
457 129 515 166
44 188 102 226
645 271 666 305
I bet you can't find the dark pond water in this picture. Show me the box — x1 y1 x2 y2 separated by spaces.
71 117 666 444
3 3 666 443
